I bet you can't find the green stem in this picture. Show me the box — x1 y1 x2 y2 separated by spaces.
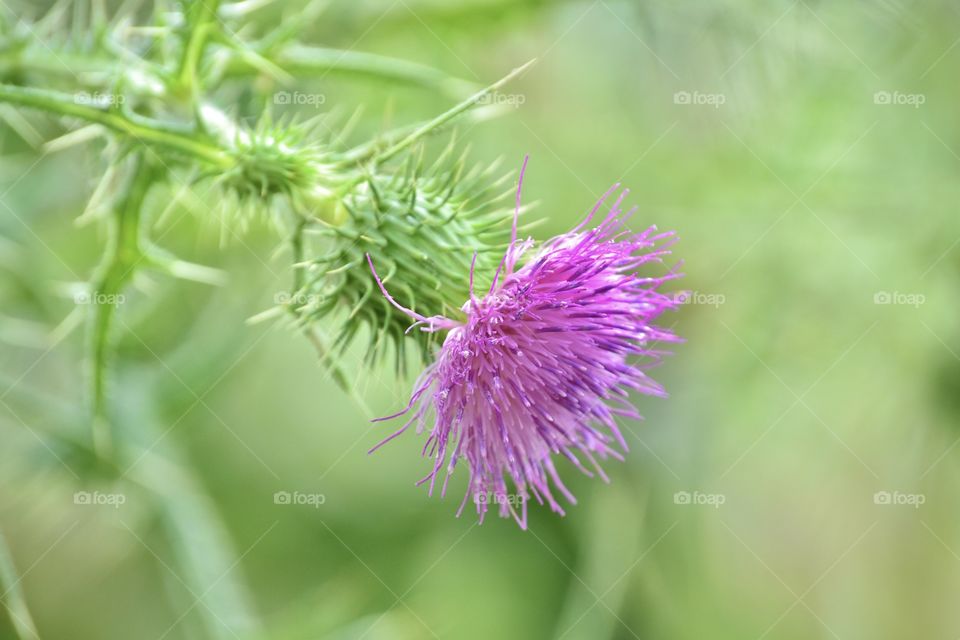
88 154 159 460
2 44 475 99
176 0 223 99
329 59 535 192
373 59 535 165
230 44 478 98
0 83 232 167
0 50 116 77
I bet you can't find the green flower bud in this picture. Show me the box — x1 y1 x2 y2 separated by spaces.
295 153 513 368
214 117 334 227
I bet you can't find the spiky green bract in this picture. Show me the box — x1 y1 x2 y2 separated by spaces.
292 152 515 369
214 115 337 228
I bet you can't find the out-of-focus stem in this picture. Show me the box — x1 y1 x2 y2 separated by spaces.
88 154 158 460
372 59 536 165
1 44 477 99
0 83 232 167
176 0 223 100
236 44 478 98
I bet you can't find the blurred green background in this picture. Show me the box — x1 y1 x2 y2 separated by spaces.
2 1 960 638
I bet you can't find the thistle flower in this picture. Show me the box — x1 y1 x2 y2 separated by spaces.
368 158 682 528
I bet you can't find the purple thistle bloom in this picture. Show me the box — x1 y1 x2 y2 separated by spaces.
367 158 682 529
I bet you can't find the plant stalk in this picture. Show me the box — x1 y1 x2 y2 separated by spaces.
0 83 232 167
88 153 160 460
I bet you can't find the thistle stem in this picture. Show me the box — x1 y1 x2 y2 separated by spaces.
372 59 536 165
231 44 479 98
176 0 223 100
0 83 232 167
88 154 159 461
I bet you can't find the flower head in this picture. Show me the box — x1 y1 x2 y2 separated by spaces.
367 158 681 528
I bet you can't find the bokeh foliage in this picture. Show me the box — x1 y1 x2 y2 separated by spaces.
2 1 960 639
